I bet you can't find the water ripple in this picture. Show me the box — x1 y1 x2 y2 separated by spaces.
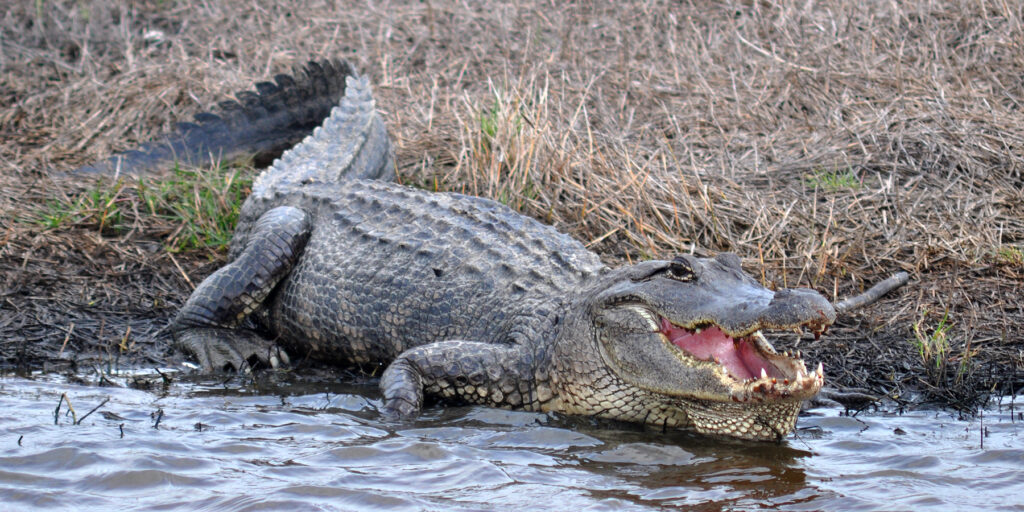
1 375 1021 511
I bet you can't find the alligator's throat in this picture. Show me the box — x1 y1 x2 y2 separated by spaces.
659 318 784 381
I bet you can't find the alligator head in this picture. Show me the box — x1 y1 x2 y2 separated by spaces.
553 253 836 442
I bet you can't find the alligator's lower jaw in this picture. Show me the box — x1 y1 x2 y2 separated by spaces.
685 399 804 441
659 318 824 402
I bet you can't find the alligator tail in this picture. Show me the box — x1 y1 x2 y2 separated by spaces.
250 68 395 197
70 60 356 176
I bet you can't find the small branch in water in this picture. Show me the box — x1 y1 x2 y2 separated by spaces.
152 408 164 429
76 397 111 425
54 393 77 425
836 271 910 314
154 367 172 386
53 394 64 425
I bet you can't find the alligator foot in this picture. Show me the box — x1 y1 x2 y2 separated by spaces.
379 341 535 419
174 327 290 373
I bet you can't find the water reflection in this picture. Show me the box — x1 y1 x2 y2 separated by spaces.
0 372 1021 511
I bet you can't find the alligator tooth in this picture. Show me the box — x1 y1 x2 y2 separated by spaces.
816 362 824 377
783 350 790 358
752 331 776 353
760 368 768 380
796 350 802 359
693 327 703 334
627 305 659 331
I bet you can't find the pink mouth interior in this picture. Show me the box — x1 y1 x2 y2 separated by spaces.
660 318 784 381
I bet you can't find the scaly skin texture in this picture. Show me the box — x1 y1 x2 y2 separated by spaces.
163 62 837 441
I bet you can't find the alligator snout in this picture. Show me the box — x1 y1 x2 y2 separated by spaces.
765 287 836 330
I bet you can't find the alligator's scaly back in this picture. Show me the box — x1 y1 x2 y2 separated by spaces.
71 60 354 176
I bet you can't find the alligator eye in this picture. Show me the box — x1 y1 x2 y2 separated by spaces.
668 256 695 281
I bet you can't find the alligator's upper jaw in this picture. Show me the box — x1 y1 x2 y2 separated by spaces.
659 318 824 403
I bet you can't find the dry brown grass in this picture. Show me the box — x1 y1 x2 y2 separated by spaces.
2 0 1023 408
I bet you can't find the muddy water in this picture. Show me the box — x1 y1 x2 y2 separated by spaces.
0 372 1021 511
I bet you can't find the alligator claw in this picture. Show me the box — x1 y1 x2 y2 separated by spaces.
259 344 290 372
173 327 290 374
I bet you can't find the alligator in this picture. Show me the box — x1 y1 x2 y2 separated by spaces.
86 60 839 441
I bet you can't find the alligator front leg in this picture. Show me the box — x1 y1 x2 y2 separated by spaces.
170 206 310 372
380 341 546 418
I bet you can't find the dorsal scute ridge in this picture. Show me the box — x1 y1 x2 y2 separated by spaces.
252 75 378 197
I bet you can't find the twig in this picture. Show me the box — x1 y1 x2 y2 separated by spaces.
53 393 64 425
59 323 75 356
93 365 118 387
154 367 172 385
836 271 910 314
56 393 77 425
76 397 111 425
167 252 194 289
118 326 132 352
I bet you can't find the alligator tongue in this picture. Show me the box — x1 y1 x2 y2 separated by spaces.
660 319 783 381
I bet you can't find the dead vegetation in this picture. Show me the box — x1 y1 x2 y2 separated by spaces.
2 0 1023 410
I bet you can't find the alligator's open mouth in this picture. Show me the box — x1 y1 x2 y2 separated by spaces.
659 317 824 402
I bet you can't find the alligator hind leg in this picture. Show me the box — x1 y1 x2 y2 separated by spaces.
170 206 310 372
